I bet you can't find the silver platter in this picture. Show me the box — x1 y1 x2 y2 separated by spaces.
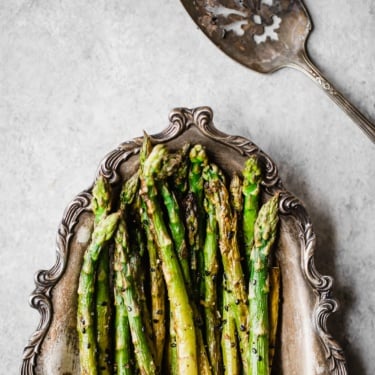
21 106 347 374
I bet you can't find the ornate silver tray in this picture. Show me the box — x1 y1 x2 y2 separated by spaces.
21 106 347 374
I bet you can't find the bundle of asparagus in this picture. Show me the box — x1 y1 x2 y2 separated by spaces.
77 135 280 375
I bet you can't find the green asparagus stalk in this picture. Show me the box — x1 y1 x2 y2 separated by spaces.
140 133 188 182
131 197 156 358
112 174 143 375
115 216 156 375
268 266 280 371
167 311 178 375
77 211 120 375
140 143 198 375
140 200 166 370
229 173 244 286
158 157 212 375
221 279 241 375
121 175 157 375
127 243 157 375
189 144 208 205
139 134 168 371
113 221 133 375
95 250 112 374
91 175 112 222
158 145 213 374
171 151 189 195
92 175 113 374
184 192 199 272
202 193 221 374
159 183 191 288
140 131 153 165
242 156 262 272
203 163 249 373
188 144 208 298
140 136 194 369
248 194 279 375
196 327 213 375
120 171 139 211
159 145 190 180
230 173 243 215
230 173 243 238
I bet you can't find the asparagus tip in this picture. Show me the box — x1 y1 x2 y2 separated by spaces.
120 172 140 208
243 156 262 185
230 173 243 212
189 144 208 166
254 193 279 249
92 175 112 220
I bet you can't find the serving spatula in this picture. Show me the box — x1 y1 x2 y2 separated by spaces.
180 0 375 142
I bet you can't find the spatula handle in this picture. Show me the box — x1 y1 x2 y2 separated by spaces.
292 51 375 143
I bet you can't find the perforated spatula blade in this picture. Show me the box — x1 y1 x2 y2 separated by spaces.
180 0 375 142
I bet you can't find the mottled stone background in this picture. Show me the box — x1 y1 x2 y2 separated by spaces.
1 0 374 373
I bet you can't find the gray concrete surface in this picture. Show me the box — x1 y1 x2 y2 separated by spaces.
1 0 374 373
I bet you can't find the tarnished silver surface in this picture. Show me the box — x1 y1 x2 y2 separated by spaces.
21 107 347 374
180 0 375 142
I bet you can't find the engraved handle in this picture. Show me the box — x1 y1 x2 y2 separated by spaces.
292 51 375 143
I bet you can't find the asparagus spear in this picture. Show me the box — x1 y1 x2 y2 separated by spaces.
77 211 120 375
166 310 178 375
229 173 244 287
95 249 112 374
140 143 198 375
112 174 142 375
140 200 166 370
91 175 112 222
131 197 156 358
158 144 214 374
157 158 212 375
160 189 205 368
120 171 139 211
189 144 208 204
168 308 211 375
248 194 279 375
202 192 221 374
140 135 194 371
140 131 153 166
203 163 249 373
171 151 189 195
188 144 209 298
242 156 262 273
230 173 243 242
113 220 133 375
92 176 113 374
119 175 157 375
230 173 243 211
184 192 199 272
221 279 241 375
160 183 191 282
159 175 191 288
126 237 157 375
268 266 280 371
139 134 168 371
115 216 157 375
196 327 213 375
